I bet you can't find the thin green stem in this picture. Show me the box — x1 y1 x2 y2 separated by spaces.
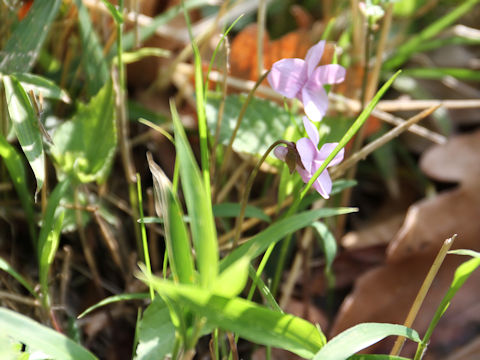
136 173 154 300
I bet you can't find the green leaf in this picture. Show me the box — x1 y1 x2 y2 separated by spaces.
0 308 98 360
141 276 325 359
78 293 149 319
213 203 271 222
311 222 337 271
101 0 124 24
10 73 71 103
52 81 116 184
39 212 64 304
74 0 109 95
213 255 250 298
3 74 45 199
384 0 480 69
448 249 480 258
349 355 410 360
421 256 480 345
313 323 420 360
0 0 62 73
148 155 195 284
118 48 171 65
134 297 175 360
0 133 36 240
400 68 480 81
171 102 218 288
0 257 37 299
206 94 296 156
220 207 357 273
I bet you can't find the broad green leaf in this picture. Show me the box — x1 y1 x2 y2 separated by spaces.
206 94 297 156
0 308 97 360
0 0 62 73
171 102 218 288
0 133 36 240
0 257 37 299
349 355 410 360
213 255 250 298
313 323 420 360
421 256 480 345
74 0 109 95
3 75 45 198
51 81 116 184
384 0 480 69
12 73 70 103
148 155 195 284
0 334 28 360
141 276 325 359
134 297 175 360
213 203 271 222
78 293 149 319
220 207 357 272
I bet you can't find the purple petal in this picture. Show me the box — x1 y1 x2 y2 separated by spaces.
302 86 328 121
304 40 325 77
312 169 332 199
296 137 317 173
274 146 288 161
309 64 346 89
296 166 311 185
302 116 319 147
267 58 307 98
318 143 344 167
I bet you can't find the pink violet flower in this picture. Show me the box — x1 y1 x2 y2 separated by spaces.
267 40 346 122
274 117 344 199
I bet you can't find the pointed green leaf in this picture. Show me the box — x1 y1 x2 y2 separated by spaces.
220 208 357 273
51 81 116 184
134 297 175 360
141 275 325 359
0 308 98 360
3 75 45 198
213 203 271 222
170 101 218 288
0 257 37 299
0 0 62 73
12 73 70 103
78 293 150 319
0 133 36 240
314 323 420 360
148 154 195 284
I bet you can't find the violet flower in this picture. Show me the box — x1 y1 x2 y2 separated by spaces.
267 40 346 122
274 117 344 199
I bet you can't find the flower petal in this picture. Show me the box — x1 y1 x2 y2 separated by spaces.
267 58 306 98
309 64 346 89
304 40 325 77
312 169 332 199
302 86 328 121
318 143 344 167
296 137 317 173
302 116 319 147
274 146 288 161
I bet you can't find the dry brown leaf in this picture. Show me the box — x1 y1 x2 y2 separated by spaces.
420 129 480 184
330 254 480 358
386 184 480 263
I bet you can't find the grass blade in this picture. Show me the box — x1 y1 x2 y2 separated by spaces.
0 257 37 299
11 73 70 103
213 203 271 222
0 308 98 360
3 74 45 199
0 0 62 73
78 293 149 319
314 323 420 360
170 100 218 288
0 133 36 240
148 154 195 285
